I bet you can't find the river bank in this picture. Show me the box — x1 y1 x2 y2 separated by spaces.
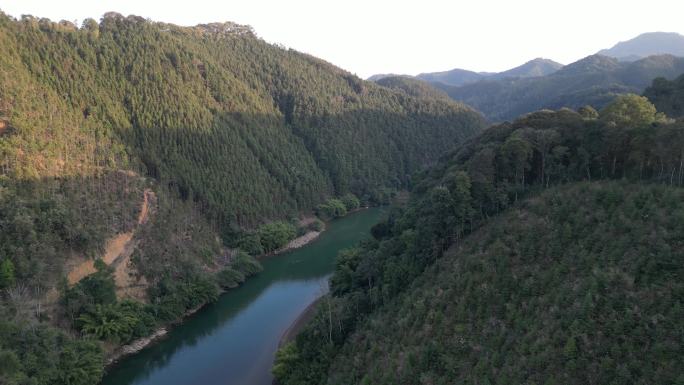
100 207 385 385
105 300 208 366
278 296 322 348
103 216 331 368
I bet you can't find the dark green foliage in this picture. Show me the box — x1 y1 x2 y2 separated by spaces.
644 74 684 118
237 233 265 256
0 320 103 385
258 221 297 253
340 193 361 211
272 342 299 380
216 268 246 289
148 274 219 322
0 173 143 291
324 182 684 385
214 250 262 293
317 198 348 220
275 105 684 384
0 11 483 384
62 259 117 322
0 12 483 232
306 219 324 232
132 187 222 290
77 301 155 343
230 251 263 277
0 258 15 289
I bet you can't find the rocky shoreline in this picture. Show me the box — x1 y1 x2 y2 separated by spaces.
106 328 168 366
272 230 322 255
104 301 208 367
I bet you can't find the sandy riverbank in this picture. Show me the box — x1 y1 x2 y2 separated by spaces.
279 296 323 348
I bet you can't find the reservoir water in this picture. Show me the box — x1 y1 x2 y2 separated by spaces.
101 207 384 385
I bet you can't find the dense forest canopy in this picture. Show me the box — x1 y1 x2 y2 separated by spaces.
274 96 684 384
0 11 484 229
0 11 485 384
325 181 683 385
375 76 451 101
644 74 684 118
1 8 683 385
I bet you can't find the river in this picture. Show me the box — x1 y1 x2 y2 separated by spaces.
101 207 385 385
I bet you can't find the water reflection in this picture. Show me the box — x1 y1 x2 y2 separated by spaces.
102 208 384 385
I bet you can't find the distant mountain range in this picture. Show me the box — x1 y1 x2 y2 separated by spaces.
413 68 492 87
370 58 562 87
413 58 563 87
371 32 684 121
598 32 684 61
367 73 408 81
369 32 684 85
434 54 684 121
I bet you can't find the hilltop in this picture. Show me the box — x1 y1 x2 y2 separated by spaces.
598 31 684 61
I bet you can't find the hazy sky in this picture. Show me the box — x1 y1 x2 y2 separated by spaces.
2 0 684 78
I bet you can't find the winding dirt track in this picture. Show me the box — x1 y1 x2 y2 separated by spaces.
66 189 154 299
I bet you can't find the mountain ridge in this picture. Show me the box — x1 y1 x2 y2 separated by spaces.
434 53 684 121
598 31 684 61
405 57 564 87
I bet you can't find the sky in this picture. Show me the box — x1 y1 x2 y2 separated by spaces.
2 0 684 78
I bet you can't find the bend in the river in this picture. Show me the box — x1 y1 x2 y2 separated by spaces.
101 207 385 385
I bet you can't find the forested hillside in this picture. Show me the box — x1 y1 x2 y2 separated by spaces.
644 74 684 118
0 12 484 227
434 54 684 121
274 95 684 384
375 76 451 100
0 11 484 385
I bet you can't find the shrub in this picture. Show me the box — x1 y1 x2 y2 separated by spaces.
258 221 297 252
231 251 262 277
340 193 360 211
216 268 245 289
316 198 347 220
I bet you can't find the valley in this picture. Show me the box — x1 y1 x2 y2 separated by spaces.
0 6 682 385
101 207 385 385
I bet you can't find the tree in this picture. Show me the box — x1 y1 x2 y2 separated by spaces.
258 222 297 252
0 258 15 289
520 128 560 187
57 339 104 385
578 105 599 119
340 193 361 211
500 135 532 194
600 94 658 127
317 199 348 220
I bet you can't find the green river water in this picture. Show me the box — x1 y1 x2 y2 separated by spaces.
101 207 385 385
